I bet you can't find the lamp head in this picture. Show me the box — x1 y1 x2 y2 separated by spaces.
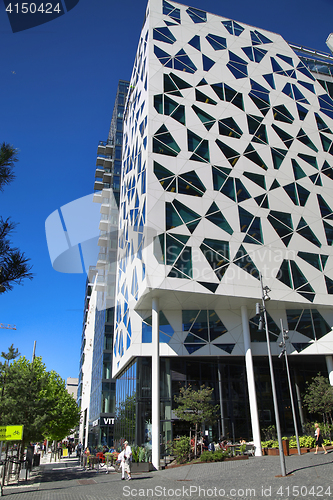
258 316 264 332
263 286 271 301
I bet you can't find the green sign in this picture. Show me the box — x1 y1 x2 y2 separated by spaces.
0 425 24 441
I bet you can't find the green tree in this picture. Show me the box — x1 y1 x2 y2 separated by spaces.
0 350 80 447
0 142 33 292
174 385 218 457
0 142 17 191
42 371 81 442
303 373 333 426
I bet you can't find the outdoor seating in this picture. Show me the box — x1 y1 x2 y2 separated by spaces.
96 452 105 463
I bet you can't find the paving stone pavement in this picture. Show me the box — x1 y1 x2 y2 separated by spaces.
2 451 333 499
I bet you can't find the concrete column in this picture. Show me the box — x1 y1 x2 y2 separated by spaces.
325 355 333 386
151 297 160 470
241 305 262 456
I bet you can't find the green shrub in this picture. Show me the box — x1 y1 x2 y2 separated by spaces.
281 435 316 449
173 436 191 464
200 449 231 462
200 450 215 462
261 440 274 448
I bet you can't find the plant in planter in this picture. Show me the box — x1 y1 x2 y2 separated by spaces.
130 445 153 471
173 436 191 464
237 443 247 455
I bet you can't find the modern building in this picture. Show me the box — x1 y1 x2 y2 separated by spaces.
77 80 129 449
77 267 97 448
66 377 79 400
111 0 333 466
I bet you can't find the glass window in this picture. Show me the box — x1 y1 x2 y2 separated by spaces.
166 234 183 265
173 49 197 73
212 165 230 191
296 218 321 248
172 246 192 278
222 20 244 36
153 27 176 44
218 117 242 138
188 35 201 51
166 202 182 230
271 148 287 170
192 104 215 130
142 317 152 343
244 144 268 170
115 132 123 146
202 54 215 72
233 245 260 280
297 129 318 152
205 205 233 234
243 171 266 189
216 139 240 166
195 88 217 105
115 146 122 160
186 6 207 23
153 125 180 156
206 33 227 51
249 312 279 342
113 176 120 191
114 161 121 175
173 199 200 225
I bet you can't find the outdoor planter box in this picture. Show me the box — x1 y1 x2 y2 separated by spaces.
131 462 153 472
289 448 309 455
267 448 279 456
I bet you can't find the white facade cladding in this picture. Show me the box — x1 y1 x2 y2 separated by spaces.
78 271 97 448
112 0 333 461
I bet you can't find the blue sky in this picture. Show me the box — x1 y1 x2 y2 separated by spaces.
0 0 332 381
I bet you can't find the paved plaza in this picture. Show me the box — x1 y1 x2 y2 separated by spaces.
1 451 332 499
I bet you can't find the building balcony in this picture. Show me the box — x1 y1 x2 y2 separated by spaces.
95 168 104 179
96 258 108 269
94 180 104 191
96 156 106 167
96 282 107 292
97 143 114 157
98 234 108 247
101 204 110 215
93 192 102 203
99 220 109 231
103 172 112 183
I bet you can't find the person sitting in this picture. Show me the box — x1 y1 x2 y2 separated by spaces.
208 442 215 452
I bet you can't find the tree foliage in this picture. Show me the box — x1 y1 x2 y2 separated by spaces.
0 347 80 445
0 142 33 292
0 142 17 191
174 385 218 456
303 373 333 424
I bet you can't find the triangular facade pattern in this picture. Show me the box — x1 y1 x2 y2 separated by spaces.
113 0 333 371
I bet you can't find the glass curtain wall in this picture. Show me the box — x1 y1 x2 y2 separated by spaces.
114 355 328 447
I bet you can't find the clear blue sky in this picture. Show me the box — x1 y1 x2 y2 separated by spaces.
0 0 332 381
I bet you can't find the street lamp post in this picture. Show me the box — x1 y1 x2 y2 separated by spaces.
257 273 286 477
279 319 301 455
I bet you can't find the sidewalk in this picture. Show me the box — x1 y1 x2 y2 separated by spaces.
2 450 332 499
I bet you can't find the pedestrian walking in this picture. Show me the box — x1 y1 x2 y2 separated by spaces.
118 441 132 480
124 441 132 480
314 423 328 454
